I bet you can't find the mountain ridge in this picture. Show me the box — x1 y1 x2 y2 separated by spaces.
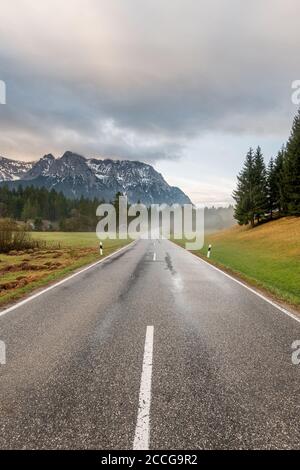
0 152 192 205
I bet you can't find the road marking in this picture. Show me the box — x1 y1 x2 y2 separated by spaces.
0 241 135 319
172 241 300 325
133 325 154 450
153 252 156 261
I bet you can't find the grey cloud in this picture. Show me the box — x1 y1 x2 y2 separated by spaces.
0 0 299 162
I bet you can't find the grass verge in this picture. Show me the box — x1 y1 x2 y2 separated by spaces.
0 233 131 308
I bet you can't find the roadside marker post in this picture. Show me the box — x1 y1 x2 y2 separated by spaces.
100 241 103 256
207 244 212 258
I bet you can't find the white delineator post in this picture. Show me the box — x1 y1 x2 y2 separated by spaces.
100 241 103 256
207 244 212 258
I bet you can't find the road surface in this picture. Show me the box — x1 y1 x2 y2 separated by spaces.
0 239 299 449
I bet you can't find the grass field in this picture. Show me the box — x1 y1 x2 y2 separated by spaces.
175 217 300 308
0 233 130 307
31 231 103 248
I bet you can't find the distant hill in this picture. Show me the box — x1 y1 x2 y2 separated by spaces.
0 152 191 205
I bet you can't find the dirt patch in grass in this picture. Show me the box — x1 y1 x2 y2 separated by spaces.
0 246 97 303
0 272 44 291
0 236 130 308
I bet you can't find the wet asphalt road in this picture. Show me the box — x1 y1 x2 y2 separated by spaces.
0 239 299 449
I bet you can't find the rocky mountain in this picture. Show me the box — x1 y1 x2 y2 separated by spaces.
0 156 33 181
0 152 191 205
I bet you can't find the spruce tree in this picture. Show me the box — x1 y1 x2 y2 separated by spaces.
283 109 300 215
233 148 256 226
266 157 277 219
253 146 267 223
274 146 286 214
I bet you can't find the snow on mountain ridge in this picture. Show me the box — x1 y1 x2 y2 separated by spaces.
0 156 33 181
0 152 192 205
86 158 165 190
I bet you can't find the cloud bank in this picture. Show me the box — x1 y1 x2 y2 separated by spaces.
0 0 299 202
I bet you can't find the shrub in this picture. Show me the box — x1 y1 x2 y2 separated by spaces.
0 218 44 253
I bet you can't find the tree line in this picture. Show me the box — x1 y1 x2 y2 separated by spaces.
0 185 235 233
0 185 102 231
233 109 300 226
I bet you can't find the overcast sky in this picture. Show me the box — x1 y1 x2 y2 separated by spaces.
0 0 299 204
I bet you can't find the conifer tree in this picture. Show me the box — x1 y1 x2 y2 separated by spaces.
233 148 256 226
282 109 300 215
253 146 267 223
273 146 286 214
266 157 277 219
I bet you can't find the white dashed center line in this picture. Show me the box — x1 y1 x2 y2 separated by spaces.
133 325 154 450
